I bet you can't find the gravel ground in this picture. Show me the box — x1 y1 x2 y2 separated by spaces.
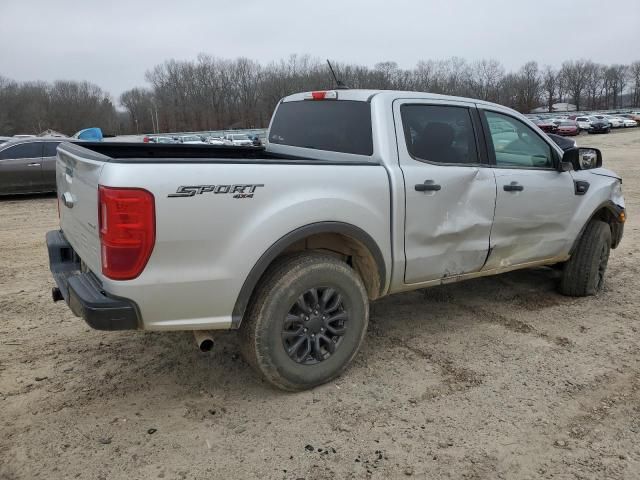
1 129 639 480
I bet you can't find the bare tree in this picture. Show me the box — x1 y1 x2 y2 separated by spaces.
561 60 589 110
542 66 558 113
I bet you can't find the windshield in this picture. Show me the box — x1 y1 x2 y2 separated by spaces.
269 100 373 155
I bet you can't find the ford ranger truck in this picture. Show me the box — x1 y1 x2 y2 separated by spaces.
47 89 625 391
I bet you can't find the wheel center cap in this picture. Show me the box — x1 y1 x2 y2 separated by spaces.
307 314 324 333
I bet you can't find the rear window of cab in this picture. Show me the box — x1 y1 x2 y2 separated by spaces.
269 100 373 156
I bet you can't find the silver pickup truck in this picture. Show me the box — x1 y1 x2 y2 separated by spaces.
47 89 625 391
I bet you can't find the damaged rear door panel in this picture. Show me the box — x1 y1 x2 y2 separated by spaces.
394 100 497 284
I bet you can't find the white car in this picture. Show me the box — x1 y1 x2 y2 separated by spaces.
620 118 637 128
574 116 592 131
178 135 206 145
223 133 254 146
593 115 623 128
207 137 226 145
607 116 626 128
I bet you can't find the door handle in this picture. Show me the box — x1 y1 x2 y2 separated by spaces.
503 182 524 192
27 163 41 167
415 180 442 192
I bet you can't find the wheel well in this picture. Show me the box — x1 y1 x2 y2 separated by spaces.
280 232 382 301
592 206 616 228
231 222 387 329
576 204 623 251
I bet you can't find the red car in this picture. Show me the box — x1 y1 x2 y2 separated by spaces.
555 120 579 136
533 119 558 133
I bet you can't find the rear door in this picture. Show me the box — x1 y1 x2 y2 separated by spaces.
394 100 497 284
479 108 578 268
0 142 45 194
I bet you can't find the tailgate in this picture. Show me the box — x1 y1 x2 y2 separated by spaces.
56 143 106 276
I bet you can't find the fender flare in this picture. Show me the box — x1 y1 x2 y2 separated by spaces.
231 221 387 328
570 200 625 254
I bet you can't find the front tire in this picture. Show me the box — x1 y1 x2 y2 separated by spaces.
239 252 369 391
559 220 611 297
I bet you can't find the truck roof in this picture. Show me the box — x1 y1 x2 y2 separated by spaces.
282 89 504 109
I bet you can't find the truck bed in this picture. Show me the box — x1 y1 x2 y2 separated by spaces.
65 142 378 165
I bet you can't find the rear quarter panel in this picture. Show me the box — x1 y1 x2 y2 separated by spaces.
98 162 391 330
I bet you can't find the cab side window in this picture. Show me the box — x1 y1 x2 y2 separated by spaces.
484 111 553 168
401 105 479 165
0 143 43 160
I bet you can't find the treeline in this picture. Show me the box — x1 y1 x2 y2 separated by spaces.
122 55 640 133
2 55 640 136
0 76 120 136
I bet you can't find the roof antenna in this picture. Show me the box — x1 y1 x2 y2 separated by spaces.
326 59 349 89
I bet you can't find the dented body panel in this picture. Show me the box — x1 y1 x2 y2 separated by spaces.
484 168 578 269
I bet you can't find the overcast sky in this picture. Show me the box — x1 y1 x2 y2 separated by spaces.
1 0 638 104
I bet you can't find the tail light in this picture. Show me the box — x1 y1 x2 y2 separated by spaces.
143 136 150 143
304 90 338 100
98 186 155 280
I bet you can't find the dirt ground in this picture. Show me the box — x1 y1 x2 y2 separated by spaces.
1 129 640 480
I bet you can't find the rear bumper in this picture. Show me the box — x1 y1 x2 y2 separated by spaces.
46 230 140 330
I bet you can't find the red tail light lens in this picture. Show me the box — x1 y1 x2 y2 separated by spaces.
98 186 155 280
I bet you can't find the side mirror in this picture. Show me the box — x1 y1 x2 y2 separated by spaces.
560 147 603 171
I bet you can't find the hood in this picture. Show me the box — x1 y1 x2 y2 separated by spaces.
589 168 621 181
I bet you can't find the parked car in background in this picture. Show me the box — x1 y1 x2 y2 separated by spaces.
0 138 74 195
207 137 226 145
149 136 175 144
178 135 207 144
547 133 577 151
620 117 638 128
607 116 626 128
574 116 592 131
223 133 254 146
533 119 558 133
588 117 610 134
555 120 580 136
620 113 640 123
593 115 622 128
0 136 12 146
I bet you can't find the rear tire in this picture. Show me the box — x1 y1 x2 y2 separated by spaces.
559 220 611 297
239 252 369 391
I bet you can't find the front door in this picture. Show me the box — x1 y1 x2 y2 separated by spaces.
395 100 497 284
479 109 578 269
0 142 45 194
